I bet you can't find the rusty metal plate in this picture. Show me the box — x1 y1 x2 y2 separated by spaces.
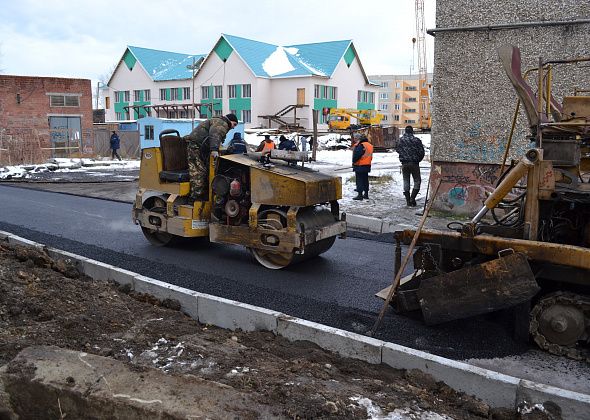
417 252 540 325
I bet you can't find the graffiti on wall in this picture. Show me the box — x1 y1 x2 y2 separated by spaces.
453 123 528 164
433 161 502 213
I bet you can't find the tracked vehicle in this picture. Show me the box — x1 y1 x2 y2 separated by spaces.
132 130 346 269
379 46 590 361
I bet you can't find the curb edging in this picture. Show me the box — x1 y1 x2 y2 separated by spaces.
1 230 588 417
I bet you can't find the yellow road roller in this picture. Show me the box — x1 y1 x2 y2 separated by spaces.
132 129 346 269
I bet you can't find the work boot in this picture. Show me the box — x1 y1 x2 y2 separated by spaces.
352 193 364 200
410 189 419 207
403 191 411 206
363 192 369 199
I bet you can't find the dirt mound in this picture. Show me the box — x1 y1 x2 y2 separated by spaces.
0 243 540 418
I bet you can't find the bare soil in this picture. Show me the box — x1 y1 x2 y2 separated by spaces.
0 243 549 419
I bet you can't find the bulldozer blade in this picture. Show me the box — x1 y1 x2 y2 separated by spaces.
417 252 540 325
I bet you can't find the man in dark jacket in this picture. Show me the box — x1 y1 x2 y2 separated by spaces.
227 132 247 154
110 131 122 161
278 135 298 151
396 126 425 206
352 134 373 200
184 113 238 200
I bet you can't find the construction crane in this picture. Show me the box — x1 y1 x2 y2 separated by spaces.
414 0 430 131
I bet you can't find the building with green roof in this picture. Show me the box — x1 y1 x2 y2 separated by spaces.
103 34 377 130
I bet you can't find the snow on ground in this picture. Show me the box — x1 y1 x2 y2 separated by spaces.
0 158 139 180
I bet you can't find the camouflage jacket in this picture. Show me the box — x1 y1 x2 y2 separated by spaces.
396 133 425 164
184 117 231 151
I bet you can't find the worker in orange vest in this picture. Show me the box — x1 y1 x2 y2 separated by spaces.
352 134 373 200
256 134 276 155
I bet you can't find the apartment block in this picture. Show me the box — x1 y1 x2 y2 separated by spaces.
370 73 432 130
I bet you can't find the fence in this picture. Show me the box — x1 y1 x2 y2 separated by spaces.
0 126 140 166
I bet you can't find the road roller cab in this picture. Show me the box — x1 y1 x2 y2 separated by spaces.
132 129 347 269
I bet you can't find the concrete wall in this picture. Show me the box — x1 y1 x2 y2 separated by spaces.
430 0 590 215
0 75 93 165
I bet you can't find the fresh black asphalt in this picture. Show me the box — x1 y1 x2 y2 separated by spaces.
0 185 531 360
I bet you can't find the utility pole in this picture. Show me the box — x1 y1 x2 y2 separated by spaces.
187 57 197 130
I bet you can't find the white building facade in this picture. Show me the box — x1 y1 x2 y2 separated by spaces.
102 35 378 130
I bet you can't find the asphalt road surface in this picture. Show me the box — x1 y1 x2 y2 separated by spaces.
1 185 589 394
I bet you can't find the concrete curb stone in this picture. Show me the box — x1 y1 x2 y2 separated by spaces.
198 295 281 332
517 379 590 419
382 342 519 407
277 316 383 364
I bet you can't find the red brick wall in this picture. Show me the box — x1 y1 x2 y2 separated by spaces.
0 75 93 164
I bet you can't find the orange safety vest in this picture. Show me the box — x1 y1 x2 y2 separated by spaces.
354 142 373 166
261 141 276 153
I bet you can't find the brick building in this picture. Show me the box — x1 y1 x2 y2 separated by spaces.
0 75 93 165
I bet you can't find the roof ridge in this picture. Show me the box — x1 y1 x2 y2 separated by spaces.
127 45 202 57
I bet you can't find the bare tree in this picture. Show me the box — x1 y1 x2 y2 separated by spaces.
99 62 117 85
94 62 117 109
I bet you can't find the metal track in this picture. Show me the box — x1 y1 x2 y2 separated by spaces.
530 292 590 362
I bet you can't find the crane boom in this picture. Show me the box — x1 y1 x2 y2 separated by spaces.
415 0 430 130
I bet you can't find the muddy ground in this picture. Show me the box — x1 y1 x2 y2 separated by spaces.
0 243 552 419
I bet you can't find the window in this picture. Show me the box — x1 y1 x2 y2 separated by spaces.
180 110 188 118
330 86 337 100
242 84 251 98
357 90 374 104
394 115 400 121
380 103 388 111
49 94 80 107
405 108 416 113
170 88 179 101
422 81 427 88
408 97 417 102
405 86 417 91
380 81 389 88
214 85 222 99
314 84 320 99
394 104 400 110
201 86 209 100
380 93 389 100
382 115 388 121
422 103 427 110
143 89 151 101
133 90 140 102
160 89 167 100
123 91 130 102
144 125 154 140
395 82 401 88
228 85 237 99
214 109 222 117
395 93 401 100
322 86 328 99
405 119 416 124
116 112 123 120
183 87 190 100
242 109 251 123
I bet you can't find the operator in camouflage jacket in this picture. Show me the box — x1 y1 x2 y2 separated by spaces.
396 126 425 207
184 113 238 201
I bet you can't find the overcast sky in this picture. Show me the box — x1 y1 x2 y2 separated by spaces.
0 0 436 87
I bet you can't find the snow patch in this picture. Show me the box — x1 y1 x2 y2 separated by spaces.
262 47 295 76
350 396 453 419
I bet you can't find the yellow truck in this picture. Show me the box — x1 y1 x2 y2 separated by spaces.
327 108 383 130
